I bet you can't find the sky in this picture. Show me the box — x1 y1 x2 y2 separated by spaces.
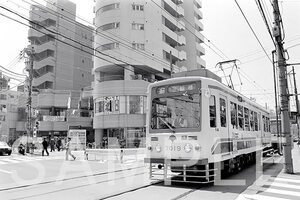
0 0 299 111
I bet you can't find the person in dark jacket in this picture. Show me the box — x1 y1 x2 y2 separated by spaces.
50 138 55 152
56 138 62 151
42 138 49 156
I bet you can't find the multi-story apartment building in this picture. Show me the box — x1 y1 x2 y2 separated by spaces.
26 0 93 138
93 0 205 148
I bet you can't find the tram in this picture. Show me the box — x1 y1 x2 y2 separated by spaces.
144 76 272 183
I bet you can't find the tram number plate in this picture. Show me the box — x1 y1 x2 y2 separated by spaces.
165 146 181 151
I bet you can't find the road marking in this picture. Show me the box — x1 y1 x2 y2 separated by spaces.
275 177 300 184
265 188 300 197
243 194 289 200
0 169 12 174
266 182 300 190
0 158 19 163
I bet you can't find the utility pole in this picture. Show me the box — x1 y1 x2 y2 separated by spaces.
272 0 293 173
24 47 34 153
292 66 300 140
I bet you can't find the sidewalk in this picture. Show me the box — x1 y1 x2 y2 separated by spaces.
236 143 300 200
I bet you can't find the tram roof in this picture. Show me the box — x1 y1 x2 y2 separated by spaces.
148 76 269 114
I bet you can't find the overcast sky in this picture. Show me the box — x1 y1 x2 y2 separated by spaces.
0 0 299 111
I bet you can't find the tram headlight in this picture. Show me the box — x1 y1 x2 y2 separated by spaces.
155 145 161 152
184 144 193 153
195 144 201 151
147 145 152 151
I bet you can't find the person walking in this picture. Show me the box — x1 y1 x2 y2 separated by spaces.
50 138 55 152
56 138 62 151
65 137 76 161
42 138 49 156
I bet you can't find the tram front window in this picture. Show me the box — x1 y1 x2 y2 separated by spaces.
150 94 201 132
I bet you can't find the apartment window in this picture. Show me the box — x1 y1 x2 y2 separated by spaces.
132 23 144 30
96 3 120 16
98 43 119 51
98 22 120 31
132 43 145 50
132 4 144 11
209 95 216 127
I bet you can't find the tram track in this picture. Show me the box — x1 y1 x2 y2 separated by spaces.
8 170 151 200
0 164 145 192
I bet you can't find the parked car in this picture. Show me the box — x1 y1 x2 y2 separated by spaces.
0 141 12 155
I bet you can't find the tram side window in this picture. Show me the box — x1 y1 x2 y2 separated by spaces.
244 107 250 131
254 112 258 131
262 115 266 132
250 110 254 131
266 117 270 132
258 113 261 131
220 98 227 127
230 102 237 129
238 105 244 130
209 95 216 127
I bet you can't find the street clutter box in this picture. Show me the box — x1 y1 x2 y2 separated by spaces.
68 129 86 150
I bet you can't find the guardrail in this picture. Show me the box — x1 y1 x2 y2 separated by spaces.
84 148 146 162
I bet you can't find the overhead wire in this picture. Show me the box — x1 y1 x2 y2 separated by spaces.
234 0 273 64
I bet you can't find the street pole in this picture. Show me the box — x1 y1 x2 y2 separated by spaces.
24 47 34 153
272 0 293 173
170 51 173 75
292 66 300 140
272 51 282 154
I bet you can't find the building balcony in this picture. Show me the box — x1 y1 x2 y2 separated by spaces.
67 116 93 128
196 56 206 68
38 120 68 131
93 114 146 129
196 43 205 55
32 72 55 87
195 31 204 43
164 0 184 17
162 13 185 31
194 0 202 9
162 43 186 61
28 25 56 39
30 42 55 54
29 11 57 23
33 57 55 70
194 17 204 31
162 26 186 46
194 7 203 20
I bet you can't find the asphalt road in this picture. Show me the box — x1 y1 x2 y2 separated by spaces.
0 149 299 200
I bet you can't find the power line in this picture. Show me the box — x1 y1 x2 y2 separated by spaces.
234 0 273 64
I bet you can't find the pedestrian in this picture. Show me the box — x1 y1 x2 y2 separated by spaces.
56 138 62 151
65 137 76 161
42 138 49 156
50 138 55 152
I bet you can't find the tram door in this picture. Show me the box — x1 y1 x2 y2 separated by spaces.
219 94 230 152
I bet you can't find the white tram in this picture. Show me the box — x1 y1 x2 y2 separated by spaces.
144 76 272 183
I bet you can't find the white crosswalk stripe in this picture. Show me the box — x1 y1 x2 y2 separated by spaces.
0 156 60 165
239 175 300 200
